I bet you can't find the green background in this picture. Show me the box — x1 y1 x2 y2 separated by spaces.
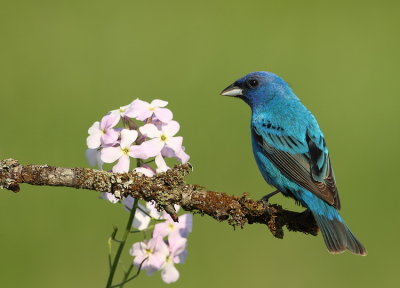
1 0 399 287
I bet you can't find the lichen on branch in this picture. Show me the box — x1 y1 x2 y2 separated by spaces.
0 158 318 238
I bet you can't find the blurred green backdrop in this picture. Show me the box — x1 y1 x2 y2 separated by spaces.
1 0 399 287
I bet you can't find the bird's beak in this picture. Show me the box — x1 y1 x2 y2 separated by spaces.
220 84 243 97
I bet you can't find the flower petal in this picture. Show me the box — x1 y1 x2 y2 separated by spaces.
112 154 130 173
174 248 187 264
136 138 164 158
139 124 161 138
150 236 169 253
175 148 190 163
86 148 103 169
165 136 183 152
129 145 148 159
161 121 180 136
145 237 169 271
101 147 122 163
146 201 161 219
168 234 188 257
108 104 130 118
87 131 102 149
133 253 148 269
130 241 146 257
120 129 138 148
151 99 168 107
121 195 133 209
86 148 99 167
154 108 173 123
161 262 180 284
88 121 100 134
124 99 147 118
132 207 151 230
110 104 130 118
155 154 170 173
177 214 193 236
134 166 156 177
99 192 120 203
153 222 169 239
161 146 175 158
100 114 120 130
136 110 153 121
101 129 119 145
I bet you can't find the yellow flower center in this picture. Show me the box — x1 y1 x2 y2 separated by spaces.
122 148 129 155
148 106 155 111
161 135 167 142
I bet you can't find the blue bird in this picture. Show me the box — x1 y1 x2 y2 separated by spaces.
221 71 367 255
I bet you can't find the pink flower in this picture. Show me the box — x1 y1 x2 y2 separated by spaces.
134 153 173 174
161 234 188 284
125 99 173 123
86 114 120 149
135 121 183 159
153 213 192 240
155 154 170 173
109 104 132 119
99 192 120 204
146 201 163 219
130 237 169 275
101 129 140 173
85 148 103 169
134 164 156 177
174 147 190 163
162 146 190 164
122 197 162 230
168 234 188 264
122 196 152 230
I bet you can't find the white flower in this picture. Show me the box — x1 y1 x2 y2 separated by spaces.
122 197 163 230
109 104 132 119
155 154 170 173
135 121 183 159
125 99 173 123
130 237 170 275
161 235 188 284
85 148 103 169
134 165 156 177
99 192 120 204
86 114 119 149
153 213 192 239
122 197 151 230
101 129 140 173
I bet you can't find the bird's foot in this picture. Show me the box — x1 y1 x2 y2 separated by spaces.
260 190 280 204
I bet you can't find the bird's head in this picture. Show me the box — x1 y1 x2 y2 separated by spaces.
220 71 295 108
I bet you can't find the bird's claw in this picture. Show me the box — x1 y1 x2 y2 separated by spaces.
260 190 280 204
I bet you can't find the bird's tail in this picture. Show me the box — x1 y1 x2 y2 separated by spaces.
311 211 367 256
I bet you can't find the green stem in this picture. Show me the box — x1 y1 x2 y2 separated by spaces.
105 199 139 288
119 263 134 288
110 258 147 288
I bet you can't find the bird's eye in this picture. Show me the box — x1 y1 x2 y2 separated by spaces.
248 79 259 88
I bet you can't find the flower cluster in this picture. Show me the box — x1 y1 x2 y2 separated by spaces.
85 99 192 283
86 99 189 174
128 201 192 283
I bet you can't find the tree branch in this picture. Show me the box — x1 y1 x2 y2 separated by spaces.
0 158 318 239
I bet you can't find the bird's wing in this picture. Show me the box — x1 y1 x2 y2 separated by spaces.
252 120 340 209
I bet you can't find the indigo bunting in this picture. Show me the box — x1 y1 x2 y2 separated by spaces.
221 71 366 255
